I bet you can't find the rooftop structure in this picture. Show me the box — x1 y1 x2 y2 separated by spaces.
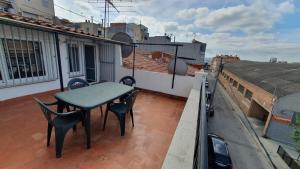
224 60 300 98
74 20 104 37
220 60 300 147
108 22 149 42
210 54 240 72
139 36 206 65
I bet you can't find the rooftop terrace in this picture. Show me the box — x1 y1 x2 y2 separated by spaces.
0 90 185 169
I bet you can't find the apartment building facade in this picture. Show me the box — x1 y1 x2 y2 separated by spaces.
108 22 149 42
0 12 123 101
0 0 55 21
139 36 206 65
74 21 104 37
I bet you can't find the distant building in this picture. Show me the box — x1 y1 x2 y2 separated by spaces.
53 17 74 27
139 36 206 65
219 60 300 146
1 0 55 22
211 55 240 72
74 20 104 37
269 57 277 63
108 22 149 42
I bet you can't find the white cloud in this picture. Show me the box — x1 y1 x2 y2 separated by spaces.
176 7 209 19
182 0 296 33
53 0 300 62
113 15 193 36
277 0 295 13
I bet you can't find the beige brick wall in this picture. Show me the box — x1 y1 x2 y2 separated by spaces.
219 70 274 116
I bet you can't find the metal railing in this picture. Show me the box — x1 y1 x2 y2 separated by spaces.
0 23 58 88
193 79 208 169
277 145 300 169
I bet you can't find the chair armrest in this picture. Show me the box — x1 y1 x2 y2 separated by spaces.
43 101 58 106
53 110 82 116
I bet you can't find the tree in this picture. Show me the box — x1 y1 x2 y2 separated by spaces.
292 114 300 154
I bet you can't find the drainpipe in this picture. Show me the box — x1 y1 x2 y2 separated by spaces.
55 33 64 92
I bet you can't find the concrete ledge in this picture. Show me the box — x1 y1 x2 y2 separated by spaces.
161 88 200 169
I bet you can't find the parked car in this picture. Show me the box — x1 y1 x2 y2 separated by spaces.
206 90 212 102
205 80 209 88
208 134 233 169
206 103 214 117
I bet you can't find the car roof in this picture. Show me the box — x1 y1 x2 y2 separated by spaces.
208 133 224 140
211 137 229 156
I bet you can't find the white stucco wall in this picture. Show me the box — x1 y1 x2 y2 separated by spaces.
114 51 194 98
0 34 114 101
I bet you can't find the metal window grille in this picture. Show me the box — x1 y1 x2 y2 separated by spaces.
67 41 85 77
0 24 58 88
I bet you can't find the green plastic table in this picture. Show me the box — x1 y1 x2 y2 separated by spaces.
55 82 134 148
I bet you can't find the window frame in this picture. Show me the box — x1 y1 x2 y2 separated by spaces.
0 38 47 85
233 80 238 87
0 25 58 88
245 89 253 101
67 41 84 77
238 84 245 94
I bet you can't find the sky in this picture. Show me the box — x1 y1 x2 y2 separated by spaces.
54 0 300 62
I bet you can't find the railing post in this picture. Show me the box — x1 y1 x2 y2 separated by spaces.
171 45 178 89
55 33 64 92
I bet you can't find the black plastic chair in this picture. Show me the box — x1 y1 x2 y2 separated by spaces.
119 76 136 87
119 76 136 102
34 98 86 158
103 90 139 136
67 78 90 90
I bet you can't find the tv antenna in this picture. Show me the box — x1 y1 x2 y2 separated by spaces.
88 0 136 38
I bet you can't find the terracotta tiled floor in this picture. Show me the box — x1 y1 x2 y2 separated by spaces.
0 90 185 169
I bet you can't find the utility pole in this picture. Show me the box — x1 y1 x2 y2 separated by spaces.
103 0 107 38
209 57 224 111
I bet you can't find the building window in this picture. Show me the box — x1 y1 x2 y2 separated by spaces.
68 44 80 73
200 43 206 52
42 0 49 7
67 43 84 77
226 75 229 80
2 39 45 79
238 84 245 94
245 89 253 100
233 80 238 87
0 26 58 88
229 78 233 83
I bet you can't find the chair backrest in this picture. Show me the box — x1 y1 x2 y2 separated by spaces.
68 78 90 90
125 90 139 112
119 76 136 87
34 98 54 124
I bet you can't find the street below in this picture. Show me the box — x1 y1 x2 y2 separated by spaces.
207 74 273 169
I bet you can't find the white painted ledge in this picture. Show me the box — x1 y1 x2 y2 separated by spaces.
161 88 200 169
161 71 206 169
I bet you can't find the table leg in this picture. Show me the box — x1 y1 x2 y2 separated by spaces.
57 101 65 113
84 110 91 149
